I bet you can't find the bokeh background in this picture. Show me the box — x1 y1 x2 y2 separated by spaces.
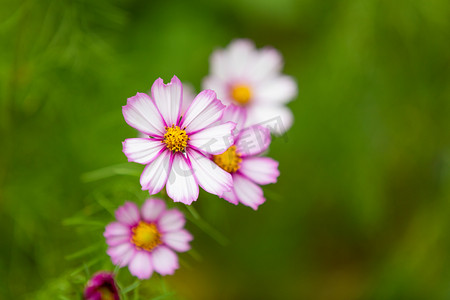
1 0 450 299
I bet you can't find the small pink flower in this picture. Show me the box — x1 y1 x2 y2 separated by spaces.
203 39 297 135
104 199 193 279
123 76 235 204
84 271 120 300
213 105 280 210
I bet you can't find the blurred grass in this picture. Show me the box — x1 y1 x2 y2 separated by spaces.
1 0 449 299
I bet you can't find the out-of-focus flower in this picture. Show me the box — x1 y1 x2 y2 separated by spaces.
138 83 195 138
104 198 193 279
84 271 120 300
203 39 297 135
122 76 235 204
213 105 280 210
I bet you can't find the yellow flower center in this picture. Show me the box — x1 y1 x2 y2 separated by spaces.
163 125 189 152
231 84 252 105
213 145 242 173
131 221 162 251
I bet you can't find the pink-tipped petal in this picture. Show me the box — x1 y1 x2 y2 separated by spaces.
122 93 165 137
236 125 271 157
181 90 225 132
254 75 297 104
104 222 131 238
158 209 186 233
221 104 247 134
151 246 179 276
115 202 140 226
189 122 235 155
187 149 233 197
233 173 266 210
107 243 136 267
151 76 182 126
166 154 199 205
140 150 172 195
162 229 193 252
221 188 239 205
141 198 166 222
122 138 165 165
239 157 280 185
128 251 153 279
245 105 293 135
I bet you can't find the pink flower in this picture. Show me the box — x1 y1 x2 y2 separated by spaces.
203 39 297 135
123 76 235 204
104 199 193 279
213 105 280 210
84 271 120 300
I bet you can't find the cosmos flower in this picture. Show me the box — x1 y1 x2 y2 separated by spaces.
203 39 297 135
104 198 193 279
122 76 235 204
84 271 120 300
213 105 280 210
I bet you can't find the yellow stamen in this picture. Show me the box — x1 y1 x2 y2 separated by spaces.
231 84 252 105
163 125 189 152
213 145 242 173
131 221 162 251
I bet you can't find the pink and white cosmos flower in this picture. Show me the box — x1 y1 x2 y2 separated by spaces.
212 105 280 210
122 76 235 205
203 39 297 135
104 198 193 279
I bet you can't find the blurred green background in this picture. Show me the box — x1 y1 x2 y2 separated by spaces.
1 0 450 299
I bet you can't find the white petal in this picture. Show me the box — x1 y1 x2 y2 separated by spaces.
189 122 235 155
181 90 225 133
166 154 199 204
187 148 233 197
226 39 256 78
162 229 193 252
247 47 283 82
181 82 196 115
122 138 165 165
141 198 166 222
151 76 182 126
140 150 172 195
245 105 294 135
151 246 179 276
158 209 186 233
210 48 229 80
233 173 266 210
235 125 271 157
128 251 153 279
239 157 279 185
254 75 297 104
122 93 165 137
